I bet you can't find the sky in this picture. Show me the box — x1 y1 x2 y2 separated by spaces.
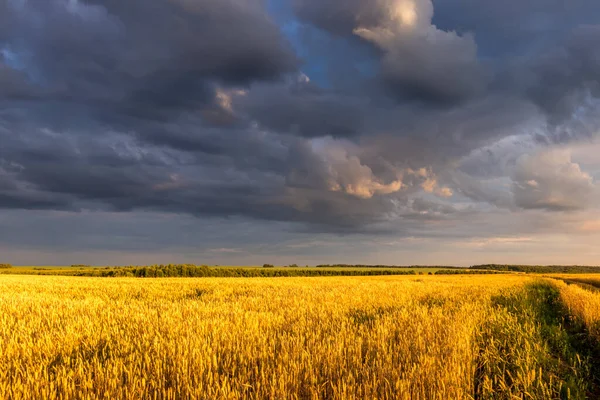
2 0 600 266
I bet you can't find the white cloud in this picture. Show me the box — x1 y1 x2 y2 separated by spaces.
458 236 535 248
318 141 404 199
420 174 453 197
312 140 454 199
353 0 482 102
512 148 597 211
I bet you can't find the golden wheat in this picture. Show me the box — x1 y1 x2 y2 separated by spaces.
554 278 600 339
0 274 594 399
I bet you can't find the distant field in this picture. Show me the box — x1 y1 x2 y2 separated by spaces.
12 265 69 268
546 274 600 292
12 264 600 277
209 266 448 273
474 264 600 274
3 265 456 276
1 273 600 398
1 266 105 275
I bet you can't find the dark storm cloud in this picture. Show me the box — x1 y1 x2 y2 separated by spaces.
0 0 297 117
521 26 600 120
2 0 600 236
0 104 408 230
0 63 37 100
293 0 485 104
292 0 384 36
432 0 600 56
239 79 366 138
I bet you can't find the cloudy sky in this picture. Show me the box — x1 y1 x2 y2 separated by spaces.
2 0 600 266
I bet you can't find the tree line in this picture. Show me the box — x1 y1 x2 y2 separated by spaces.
76 264 422 278
471 264 600 273
314 264 460 269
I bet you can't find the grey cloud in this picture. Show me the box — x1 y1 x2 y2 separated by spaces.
0 107 459 232
448 172 513 210
518 25 600 121
0 61 38 101
1 0 298 119
377 30 483 104
294 0 485 104
410 197 456 216
0 113 381 229
239 80 366 138
0 193 71 211
432 0 600 57
292 0 384 36
512 149 597 211
3 0 600 238
456 135 536 179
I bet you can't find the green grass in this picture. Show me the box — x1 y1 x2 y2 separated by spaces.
475 281 599 399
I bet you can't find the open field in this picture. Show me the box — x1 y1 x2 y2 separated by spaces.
7 264 600 278
1 265 457 277
1 274 600 399
7 265 448 272
0 266 107 276
548 274 600 289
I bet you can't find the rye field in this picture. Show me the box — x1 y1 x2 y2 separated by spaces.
1 274 600 399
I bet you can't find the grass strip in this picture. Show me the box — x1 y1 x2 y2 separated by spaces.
474 281 599 399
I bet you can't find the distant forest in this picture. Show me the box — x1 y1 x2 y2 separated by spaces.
77 265 422 278
74 265 498 278
3 263 599 277
313 264 461 269
471 264 600 273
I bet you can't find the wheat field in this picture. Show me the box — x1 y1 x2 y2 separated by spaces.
1 274 599 399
